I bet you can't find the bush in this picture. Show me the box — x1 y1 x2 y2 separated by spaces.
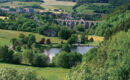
32 54 50 67
89 37 94 42
58 27 72 40
39 38 45 44
0 46 14 63
67 34 78 45
53 51 82 68
22 50 34 65
12 53 22 64
0 67 46 80
15 46 21 52
46 39 51 44
62 43 71 52
74 24 85 32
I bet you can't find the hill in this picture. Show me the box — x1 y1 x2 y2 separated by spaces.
87 3 130 39
68 4 130 80
68 29 130 80
0 29 65 46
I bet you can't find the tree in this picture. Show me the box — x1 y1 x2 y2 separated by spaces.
12 53 22 64
46 39 51 44
39 38 45 44
58 27 72 40
67 34 78 45
0 46 13 63
10 38 18 47
62 43 71 52
74 24 85 32
22 50 34 65
81 33 87 44
89 37 94 42
53 51 82 68
27 34 36 48
32 54 49 67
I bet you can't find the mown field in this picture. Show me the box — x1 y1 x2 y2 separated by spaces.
40 0 76 13
0 29 65 46
0 62 69 80
0 0 75 13
0 1 41 8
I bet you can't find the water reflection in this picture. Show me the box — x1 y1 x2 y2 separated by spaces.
43 46 94 61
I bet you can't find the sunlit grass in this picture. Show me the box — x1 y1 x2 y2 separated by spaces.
0 29 66 46
0 62 69 80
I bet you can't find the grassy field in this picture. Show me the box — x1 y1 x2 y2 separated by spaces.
40 0 76 13
88 35 104 42
76 3 110 15
0 62 69 80
41 0 75 6
0 1 41 8
0 29 66 46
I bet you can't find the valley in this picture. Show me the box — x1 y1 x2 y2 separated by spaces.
0 0 130 80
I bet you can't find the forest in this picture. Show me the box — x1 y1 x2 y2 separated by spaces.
68 3 130 80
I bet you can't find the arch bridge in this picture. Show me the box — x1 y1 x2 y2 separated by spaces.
55 19 101 29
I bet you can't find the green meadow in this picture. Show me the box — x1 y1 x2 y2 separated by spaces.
0 29 66 46
0 1 41 7
0 62 69 80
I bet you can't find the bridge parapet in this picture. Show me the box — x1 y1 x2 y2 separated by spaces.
55 19 101 29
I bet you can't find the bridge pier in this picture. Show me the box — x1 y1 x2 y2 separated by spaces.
55 19 100 29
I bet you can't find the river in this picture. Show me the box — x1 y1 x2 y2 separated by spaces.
43 46 94 61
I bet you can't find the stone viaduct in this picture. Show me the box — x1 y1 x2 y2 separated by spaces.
55 19 101 29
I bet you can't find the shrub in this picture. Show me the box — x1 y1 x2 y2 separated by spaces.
12 53 22 64
58 27 72 40
39 38 45 44
0 67 46 80
53 51 82 68
89 37 94 42
62 43 71 52
67 34 78 45
22 50 34 65
15 46 21 52
0 46 14 63
32 54 50 67
46 39 51 44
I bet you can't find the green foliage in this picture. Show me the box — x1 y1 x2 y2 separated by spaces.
12 53 22 64
0 46 13 63
74 24 85 32
22 50 34 65
11 34 36 49
22 50 49 67
88 3 130 39
32 54 49 67
53 51 82 68
58 27 72 40
89 37 94 42
0 67 46 80
68 30 130 80
62 43 71 52
81 33 87 44
67 34 78 45
108 0 130 5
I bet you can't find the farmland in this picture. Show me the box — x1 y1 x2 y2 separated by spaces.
0 29 66 46
0 1 41 8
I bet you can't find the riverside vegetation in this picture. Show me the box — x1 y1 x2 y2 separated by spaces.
0 0 130 80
